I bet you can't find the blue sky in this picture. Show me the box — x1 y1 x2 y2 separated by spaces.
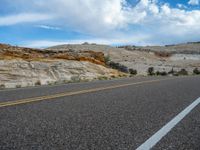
0 0 200 48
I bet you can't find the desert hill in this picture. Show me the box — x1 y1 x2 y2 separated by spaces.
0 43 125 88
48 42 200 75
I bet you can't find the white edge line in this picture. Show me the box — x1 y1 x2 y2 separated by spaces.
136 97 200 150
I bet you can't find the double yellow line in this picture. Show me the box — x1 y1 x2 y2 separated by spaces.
0 78 177 108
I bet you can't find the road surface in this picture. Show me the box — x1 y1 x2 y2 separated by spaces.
0 76 200 150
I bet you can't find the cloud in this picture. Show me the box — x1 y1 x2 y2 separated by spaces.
188 0 199 5
1 0 200 45
36 25 61 30
177 4 187 9
0 13 53 26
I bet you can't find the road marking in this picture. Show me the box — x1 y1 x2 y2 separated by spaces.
0 77 179 108
136 97 200 150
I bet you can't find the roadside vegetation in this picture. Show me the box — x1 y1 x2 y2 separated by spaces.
0 84 5 89
148 67 155 76
146 67 199 76
193 68 200 75
107 61 129 73
16 85 22 88
129 69 137 76
35 80 42 86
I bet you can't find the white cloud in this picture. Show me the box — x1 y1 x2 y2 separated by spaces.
36 25 61 30
177 4 187 9
188 0 199 5
2 0 200 45
0 13 53 26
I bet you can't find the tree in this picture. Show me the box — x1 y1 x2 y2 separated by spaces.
148 67 155 75
178 69 188 75
129 69 137 75
193 68 200 75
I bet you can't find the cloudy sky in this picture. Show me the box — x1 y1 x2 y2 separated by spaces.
0 0 200 47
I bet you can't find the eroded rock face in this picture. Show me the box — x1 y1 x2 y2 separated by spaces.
0 44 124 88
0 60 123 88
0 44 106 66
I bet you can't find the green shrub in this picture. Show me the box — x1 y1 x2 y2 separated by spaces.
129 69 137 75
108 61 129 73
0 84 5 89
71 76 81 83
193 68 200 75
35 80 41 86
156 71 168 76
16 85 22 88
178 69 188 76
104 55 111 64
168 68 174 75
148 67 155 76
111 75 116 78
98 76 108 80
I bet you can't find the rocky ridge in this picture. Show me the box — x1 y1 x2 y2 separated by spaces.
48 43 200 75
0 44 125 88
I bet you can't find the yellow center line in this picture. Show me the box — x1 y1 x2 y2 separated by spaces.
0 77 180 108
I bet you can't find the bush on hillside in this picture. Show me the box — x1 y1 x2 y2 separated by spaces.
168 68 174 75
16 85 22 88
156 71 168 76
193 68 200 75
148 67 155 75
0 84 5 89
35 80 41 86
178 69 188 75
108 61 129 73
104 55 111 64
129 69 137 75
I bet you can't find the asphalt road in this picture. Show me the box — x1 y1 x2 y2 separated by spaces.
0 76 200 150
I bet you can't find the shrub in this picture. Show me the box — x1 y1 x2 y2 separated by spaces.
104 55 111 64
193 68 200 75
159 71 168 76
71 76 81 83
129 69 137 75
0 84 5 89
108 61 129 73
168 68 174 75
173 72 179 76
35 80 41 86
148 67 155 76
98 76 108 80
156 71 168 76
178 69 188 76
16 85 22 88
156 71 159 76
111 75 116 78
47 81 55 85
154 52 172 57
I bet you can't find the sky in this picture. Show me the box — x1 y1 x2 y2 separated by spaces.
0 0 200 48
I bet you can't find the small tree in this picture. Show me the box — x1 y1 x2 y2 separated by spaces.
160 71 167 76
156 71 167 76
148 67 155 76
168 68 174 75
0 84 5 89
104 55 111 64
108 61 129 73
129 69 137 75
178 69 188 76
35 80 41 86
193 68 200 75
